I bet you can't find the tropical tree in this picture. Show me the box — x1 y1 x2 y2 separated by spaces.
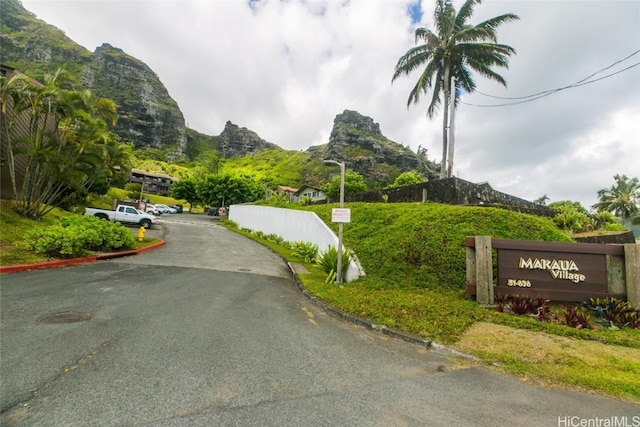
392 0 518 179
322 170 368 200
170 177 201 210
593 174 640 220
548 200 589 216
549 201 592 233
0 68 128 219
390 171 425 188
196 173 262 207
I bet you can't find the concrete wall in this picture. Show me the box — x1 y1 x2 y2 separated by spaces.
229 204 365 282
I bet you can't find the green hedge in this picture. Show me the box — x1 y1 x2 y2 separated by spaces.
20 215 136 258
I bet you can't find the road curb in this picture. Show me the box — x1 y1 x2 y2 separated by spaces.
286 262 433 349
285 262 480 361
0 240 166 274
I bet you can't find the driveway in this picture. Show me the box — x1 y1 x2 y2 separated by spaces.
1 215 638 426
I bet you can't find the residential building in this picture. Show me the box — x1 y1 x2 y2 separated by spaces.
293 185 326 203
129 168 176 196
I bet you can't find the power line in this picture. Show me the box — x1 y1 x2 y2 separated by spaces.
461 50 640 108
474 49 639 100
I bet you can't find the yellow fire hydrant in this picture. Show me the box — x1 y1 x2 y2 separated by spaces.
137 226 146 242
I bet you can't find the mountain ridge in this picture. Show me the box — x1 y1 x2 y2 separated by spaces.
1 0 438 186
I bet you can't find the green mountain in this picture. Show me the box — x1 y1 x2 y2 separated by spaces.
1 0 186 154
1 0 438 189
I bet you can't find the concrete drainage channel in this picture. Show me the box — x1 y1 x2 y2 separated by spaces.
37 311 93 324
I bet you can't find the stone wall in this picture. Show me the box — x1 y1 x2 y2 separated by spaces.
345 177 555 217
574 231 636 244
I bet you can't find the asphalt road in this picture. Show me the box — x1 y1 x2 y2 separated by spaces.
1 214 638 426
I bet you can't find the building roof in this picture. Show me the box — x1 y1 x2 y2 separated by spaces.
277 185 299 193
131 168 176 180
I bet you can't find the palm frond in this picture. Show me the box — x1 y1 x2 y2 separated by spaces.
392 44 433 82
475 13 520 40
455 0 480 29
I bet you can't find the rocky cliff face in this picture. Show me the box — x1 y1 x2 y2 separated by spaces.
0 0 90 78
1 0 186 156
218 121 279 158
322 110 439 186
82 44 186 154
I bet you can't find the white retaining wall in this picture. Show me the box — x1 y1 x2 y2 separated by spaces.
229 204 365 282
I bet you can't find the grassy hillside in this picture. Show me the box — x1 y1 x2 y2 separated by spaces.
285 203 578 343
0 200 70 265
303 203 572 290
220 148 332 188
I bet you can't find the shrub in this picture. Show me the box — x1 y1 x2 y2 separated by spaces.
582 297 640 329
601 223 628 232
507 295 542 316
20 216 136 258
265 233 285 246
562 305 591 329
290 241 319 263
317 245 351 282
553 208 590 233
494 293 508 313
268 192 290 206
299 195 312 206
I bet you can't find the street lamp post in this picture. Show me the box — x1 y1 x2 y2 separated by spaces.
323 159 345 284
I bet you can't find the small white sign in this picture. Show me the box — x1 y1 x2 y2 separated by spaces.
332 208 351 223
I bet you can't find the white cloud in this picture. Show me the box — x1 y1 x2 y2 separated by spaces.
21 0 640 208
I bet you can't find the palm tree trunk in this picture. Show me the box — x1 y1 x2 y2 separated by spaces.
446 76 456 178
440 63 450 180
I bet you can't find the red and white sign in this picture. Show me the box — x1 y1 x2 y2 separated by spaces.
331 208 351 223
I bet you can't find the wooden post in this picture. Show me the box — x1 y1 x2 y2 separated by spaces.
475 236 493 305
624 243 640 308
466 245 476 292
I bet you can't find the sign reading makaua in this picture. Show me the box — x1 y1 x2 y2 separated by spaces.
465 237 629 303
331 208 351 223
498 249 608 298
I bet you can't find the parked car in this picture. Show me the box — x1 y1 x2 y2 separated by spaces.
146 204 161 216
85 205 156 228
155 203 177 214
172 204 183 213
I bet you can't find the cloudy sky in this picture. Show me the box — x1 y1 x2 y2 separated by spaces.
20 0 640 209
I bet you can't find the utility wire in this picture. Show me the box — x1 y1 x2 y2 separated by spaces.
461 49 640 108
474 49 639 100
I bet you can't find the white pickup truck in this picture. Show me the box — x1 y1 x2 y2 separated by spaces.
84 204 156 228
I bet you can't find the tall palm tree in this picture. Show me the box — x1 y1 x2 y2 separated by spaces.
392 0 519 179
593 174 640 220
